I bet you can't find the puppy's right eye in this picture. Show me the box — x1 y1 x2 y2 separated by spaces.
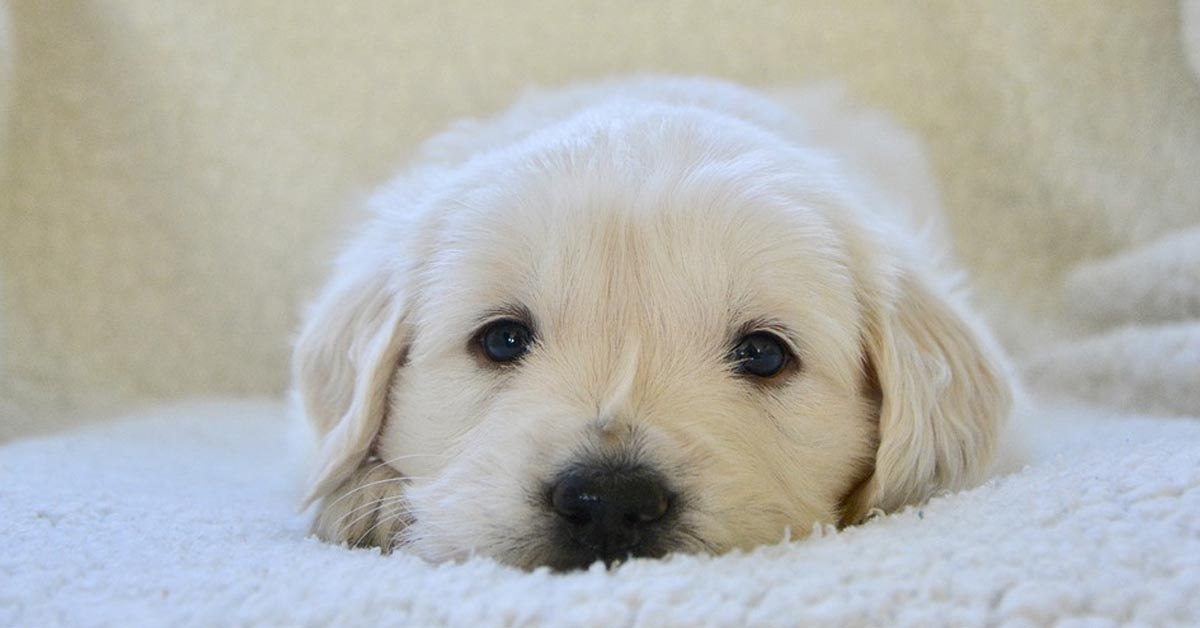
730 332 791 378
479 320 534 363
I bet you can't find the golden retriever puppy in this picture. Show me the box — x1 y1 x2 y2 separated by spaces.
294 77 1013 571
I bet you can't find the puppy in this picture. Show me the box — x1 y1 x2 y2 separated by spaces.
294 77 1013 571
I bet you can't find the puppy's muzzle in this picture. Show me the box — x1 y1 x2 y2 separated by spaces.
549 465 673 568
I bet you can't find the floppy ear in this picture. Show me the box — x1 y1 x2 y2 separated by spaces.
842 264 1012 524
293 245 410 508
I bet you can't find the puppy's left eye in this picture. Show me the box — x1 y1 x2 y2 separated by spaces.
479 319 534 363
731 332 791 378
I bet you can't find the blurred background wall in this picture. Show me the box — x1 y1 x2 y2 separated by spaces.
2 1 1199 439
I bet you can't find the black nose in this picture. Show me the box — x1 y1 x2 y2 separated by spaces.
551 468 671 561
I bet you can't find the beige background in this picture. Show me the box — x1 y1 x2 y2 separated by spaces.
2 2 1199 440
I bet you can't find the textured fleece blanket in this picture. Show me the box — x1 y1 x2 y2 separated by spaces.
2 399 1198 627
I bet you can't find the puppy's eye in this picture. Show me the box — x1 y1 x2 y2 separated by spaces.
730 332 790 378
480 320 534 363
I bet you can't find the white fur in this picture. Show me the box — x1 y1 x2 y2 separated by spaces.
293 77 1014 569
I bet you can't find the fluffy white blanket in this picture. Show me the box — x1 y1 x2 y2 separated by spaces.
2 399 1198 626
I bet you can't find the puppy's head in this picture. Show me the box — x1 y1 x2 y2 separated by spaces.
294 104 1011 570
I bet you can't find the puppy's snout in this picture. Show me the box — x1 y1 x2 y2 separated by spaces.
551 468 671 559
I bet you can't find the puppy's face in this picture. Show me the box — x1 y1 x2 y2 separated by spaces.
297 105 1010 570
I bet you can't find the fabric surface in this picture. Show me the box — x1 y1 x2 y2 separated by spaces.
2 399 1198 627
2 2 1199 439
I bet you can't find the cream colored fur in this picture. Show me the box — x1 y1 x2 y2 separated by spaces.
294 77 1013 569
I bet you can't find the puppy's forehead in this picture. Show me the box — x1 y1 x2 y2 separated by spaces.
421 110 862 361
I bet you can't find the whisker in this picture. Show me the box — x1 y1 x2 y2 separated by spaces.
324 477 406 511
322 472 439 512
333 493 416 532
354 507 413 548
361 452 443 475
339 499 396 539
332 496 386 533
326 452 443 502
331 495 388 530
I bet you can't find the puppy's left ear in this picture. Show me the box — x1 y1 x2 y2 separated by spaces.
293 240 411 508
843 258 1013 524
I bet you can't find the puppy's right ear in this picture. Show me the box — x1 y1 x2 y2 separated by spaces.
293 240 410 508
